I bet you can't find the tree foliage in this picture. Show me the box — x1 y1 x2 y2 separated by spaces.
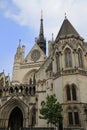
39 94 63 126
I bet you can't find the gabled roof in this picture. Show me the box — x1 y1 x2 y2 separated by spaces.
55 18 81 42
24 43 46 63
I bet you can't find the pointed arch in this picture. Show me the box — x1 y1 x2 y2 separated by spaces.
22 69 37 84
8 107 23 130
72 84 77 100
66 85 71 101
65 48 72 68
30 106 36 126
55 52 60 72
0 89 2 97
0 97 29 128
67 106 80 126
78 48 83 68
65 84 77 101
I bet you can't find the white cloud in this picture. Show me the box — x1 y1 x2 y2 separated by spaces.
1 0 87 40
0 0 87 78
0 0 7 9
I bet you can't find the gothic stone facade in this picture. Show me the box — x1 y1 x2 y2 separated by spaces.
0 17 87 130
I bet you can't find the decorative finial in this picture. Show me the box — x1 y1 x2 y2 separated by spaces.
41 10 43 19
65 12 67 19
52 33 54 41
35 37 37 43
19 39 21 47
19 39 21 44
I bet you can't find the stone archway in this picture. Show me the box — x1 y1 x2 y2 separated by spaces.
8 107 23 130
0 97 29 129
22 69 37 84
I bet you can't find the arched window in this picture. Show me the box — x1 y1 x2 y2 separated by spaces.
68 111 73 125
74 111 79 125
56 52 60 72
0 89 2 97
31 106 36 126
72 84 77 100
15 87 19 93
33 74 36 85
68 110 79 125
25 87 28 94
29 78 32 85
78 49 83 68
66 84 77 101
65 48 72 68
9 87 14 93
66 85 71 100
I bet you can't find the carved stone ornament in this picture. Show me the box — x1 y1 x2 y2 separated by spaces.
31 49 40 62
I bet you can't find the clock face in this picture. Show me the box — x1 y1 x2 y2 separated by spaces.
31 49 40 62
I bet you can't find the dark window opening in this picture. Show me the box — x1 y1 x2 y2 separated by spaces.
8 107 23 130
56 52 60 72
78 49 83 68
72 85 77 100
68 112 73 125
74 112 79 125
66 85 71 100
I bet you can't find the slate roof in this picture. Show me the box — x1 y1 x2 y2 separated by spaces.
55 18 81 42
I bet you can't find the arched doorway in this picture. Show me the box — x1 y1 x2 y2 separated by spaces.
8 107 23 130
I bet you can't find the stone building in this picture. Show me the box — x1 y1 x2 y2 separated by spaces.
0 14 87 130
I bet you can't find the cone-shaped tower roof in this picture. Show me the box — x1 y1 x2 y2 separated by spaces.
55 18 82 42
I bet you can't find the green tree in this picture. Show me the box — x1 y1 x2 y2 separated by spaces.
39 94 63 127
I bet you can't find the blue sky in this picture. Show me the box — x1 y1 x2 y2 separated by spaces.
0 0 87 79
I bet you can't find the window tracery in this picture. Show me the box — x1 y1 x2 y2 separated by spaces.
31 106 36 126
65 48 72 68
68 110 80 125
56 52 60 72
66 84 77 101
78 49 83 68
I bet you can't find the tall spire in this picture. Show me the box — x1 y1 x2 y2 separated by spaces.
37 11 46 54
39 10 44 39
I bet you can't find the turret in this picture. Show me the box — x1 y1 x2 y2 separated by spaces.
12 40 25 83
48 33 54 56
14 40 25 63
21 45 25 61
37 11 46 54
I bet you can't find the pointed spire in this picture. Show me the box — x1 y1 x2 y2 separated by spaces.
65 12 67 19
37 11 46 54
18 39 21 48
39 10 44 38
19 39 21 44
41 10 43 19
